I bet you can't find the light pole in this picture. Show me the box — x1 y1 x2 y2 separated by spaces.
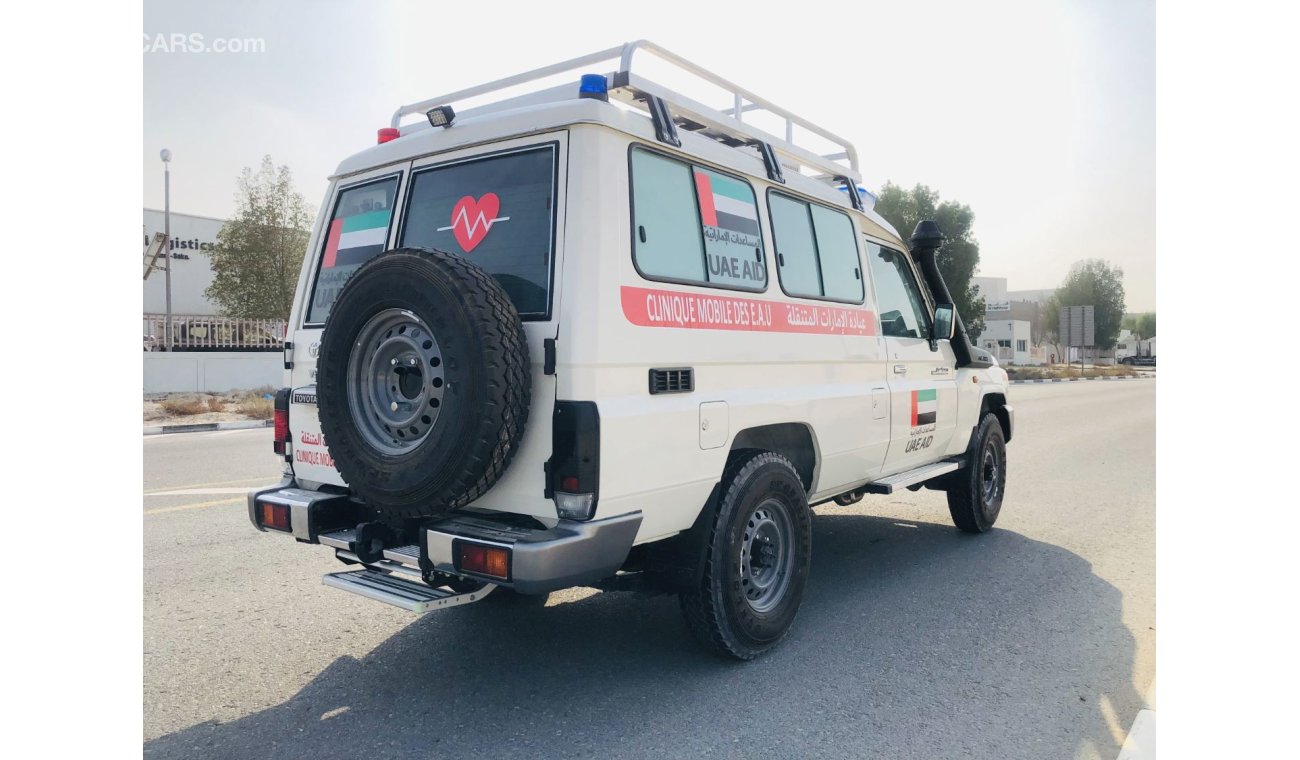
161 148 173 351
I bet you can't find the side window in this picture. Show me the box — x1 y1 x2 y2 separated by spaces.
810 205 864 301
864 242 931 339
630 147 766 290
307 175 400 324
769 191 863 303
769 194 822 298
401 145 557 318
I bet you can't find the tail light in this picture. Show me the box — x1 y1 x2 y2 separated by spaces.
256 499 292 532
273 387 290 458
456 541 511 580
548 401 599 520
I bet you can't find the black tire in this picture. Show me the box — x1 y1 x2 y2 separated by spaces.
317 248 530 521
679 451 812 660
946 413 1007 533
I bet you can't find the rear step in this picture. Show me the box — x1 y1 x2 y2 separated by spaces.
322 568 496 613
863 459 963 495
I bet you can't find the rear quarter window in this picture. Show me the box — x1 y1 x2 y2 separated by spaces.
629 146 766 291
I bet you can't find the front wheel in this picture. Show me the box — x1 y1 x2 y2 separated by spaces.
679 451 812 660
946 413 1007 533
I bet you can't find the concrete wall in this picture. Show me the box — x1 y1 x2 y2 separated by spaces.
144 351 285 393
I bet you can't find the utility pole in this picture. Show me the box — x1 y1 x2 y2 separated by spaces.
161 148 173 351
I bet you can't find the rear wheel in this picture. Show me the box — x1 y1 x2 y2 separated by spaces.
679 452 812 660
946 413 1007 533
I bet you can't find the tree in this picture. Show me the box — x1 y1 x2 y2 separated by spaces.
1132 312 1156 340
206 156 312 319
873 182 985 340
1054 259 1127 350
1040 292 1066 364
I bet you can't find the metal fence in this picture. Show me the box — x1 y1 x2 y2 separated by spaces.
144 314 286 352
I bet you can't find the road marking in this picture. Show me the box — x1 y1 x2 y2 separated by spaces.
1115 709 1155 760
147 487 258 497
144 497 243 516
143 476 274 495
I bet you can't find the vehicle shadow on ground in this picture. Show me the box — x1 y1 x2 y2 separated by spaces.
145 514 1142 760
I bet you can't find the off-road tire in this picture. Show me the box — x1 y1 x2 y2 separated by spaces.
317 248 530 521
679 451 812 660
946 412 1007 533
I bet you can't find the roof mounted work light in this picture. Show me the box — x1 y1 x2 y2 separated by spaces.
426 105 456 128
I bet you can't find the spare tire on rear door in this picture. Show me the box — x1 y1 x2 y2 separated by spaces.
316 248 531 521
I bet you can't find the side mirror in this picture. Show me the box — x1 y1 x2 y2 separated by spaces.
931 303 956 350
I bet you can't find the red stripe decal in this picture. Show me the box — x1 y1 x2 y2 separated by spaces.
621 286 875 336
322 219 343 268
910 390 919 426
694 171 718 227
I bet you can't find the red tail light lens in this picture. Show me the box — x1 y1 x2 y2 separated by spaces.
257 500 292 532
457 542 511 580
273 388 290 456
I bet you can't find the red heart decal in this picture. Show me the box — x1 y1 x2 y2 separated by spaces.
449 193 500 253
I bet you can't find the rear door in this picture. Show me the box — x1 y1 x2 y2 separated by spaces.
288 165 407 487
395 133 568 513
863 241 959 475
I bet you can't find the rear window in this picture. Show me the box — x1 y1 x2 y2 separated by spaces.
307 175 400 324
400 145 558 318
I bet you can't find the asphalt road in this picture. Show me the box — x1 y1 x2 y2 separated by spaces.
144 379 1155 759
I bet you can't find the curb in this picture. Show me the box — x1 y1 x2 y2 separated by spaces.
144 419 274 436
1011 374 1155 385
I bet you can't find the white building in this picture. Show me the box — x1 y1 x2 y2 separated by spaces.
980 319 1038 365
143 208 224 316
971 276 1011 313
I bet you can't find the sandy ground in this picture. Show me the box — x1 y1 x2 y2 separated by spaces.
144 390 273 427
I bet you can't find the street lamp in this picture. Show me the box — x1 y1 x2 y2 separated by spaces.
160 148 173 352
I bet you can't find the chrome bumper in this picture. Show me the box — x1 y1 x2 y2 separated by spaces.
249 484 641 595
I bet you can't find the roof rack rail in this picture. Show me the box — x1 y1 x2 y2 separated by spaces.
390 40 860 184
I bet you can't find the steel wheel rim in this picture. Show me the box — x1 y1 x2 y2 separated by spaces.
346 308 445 456
739 498 795 613
981 445 1001 505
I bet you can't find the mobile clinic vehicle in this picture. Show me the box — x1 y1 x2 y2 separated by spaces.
249 41 1013 659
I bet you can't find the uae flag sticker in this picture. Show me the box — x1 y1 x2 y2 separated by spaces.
911 389 937 426
323 209 390 268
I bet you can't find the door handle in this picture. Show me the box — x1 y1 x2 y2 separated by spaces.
893 364 907 374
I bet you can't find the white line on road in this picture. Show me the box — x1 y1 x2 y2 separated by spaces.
144 497 243 516
146 487 257 497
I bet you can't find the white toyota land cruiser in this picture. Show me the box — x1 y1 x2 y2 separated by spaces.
249 41 1013 660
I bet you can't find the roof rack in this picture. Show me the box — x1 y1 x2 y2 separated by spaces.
390 40 861 185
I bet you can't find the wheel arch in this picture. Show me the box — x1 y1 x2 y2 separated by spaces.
980 392 1012 443
728 422 819 493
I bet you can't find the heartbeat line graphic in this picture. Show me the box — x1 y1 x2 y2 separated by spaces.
437 207 510 234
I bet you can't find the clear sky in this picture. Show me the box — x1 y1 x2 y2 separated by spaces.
143 0 1154 311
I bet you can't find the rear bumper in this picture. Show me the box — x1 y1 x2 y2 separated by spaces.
248 485 641 595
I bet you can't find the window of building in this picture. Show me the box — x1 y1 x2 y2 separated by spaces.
1016 339 1028 352
864 243 930 339
768 191 863 303
307 174 400 324
401 145 558 318
998 339 1012 348
629 147 765 291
